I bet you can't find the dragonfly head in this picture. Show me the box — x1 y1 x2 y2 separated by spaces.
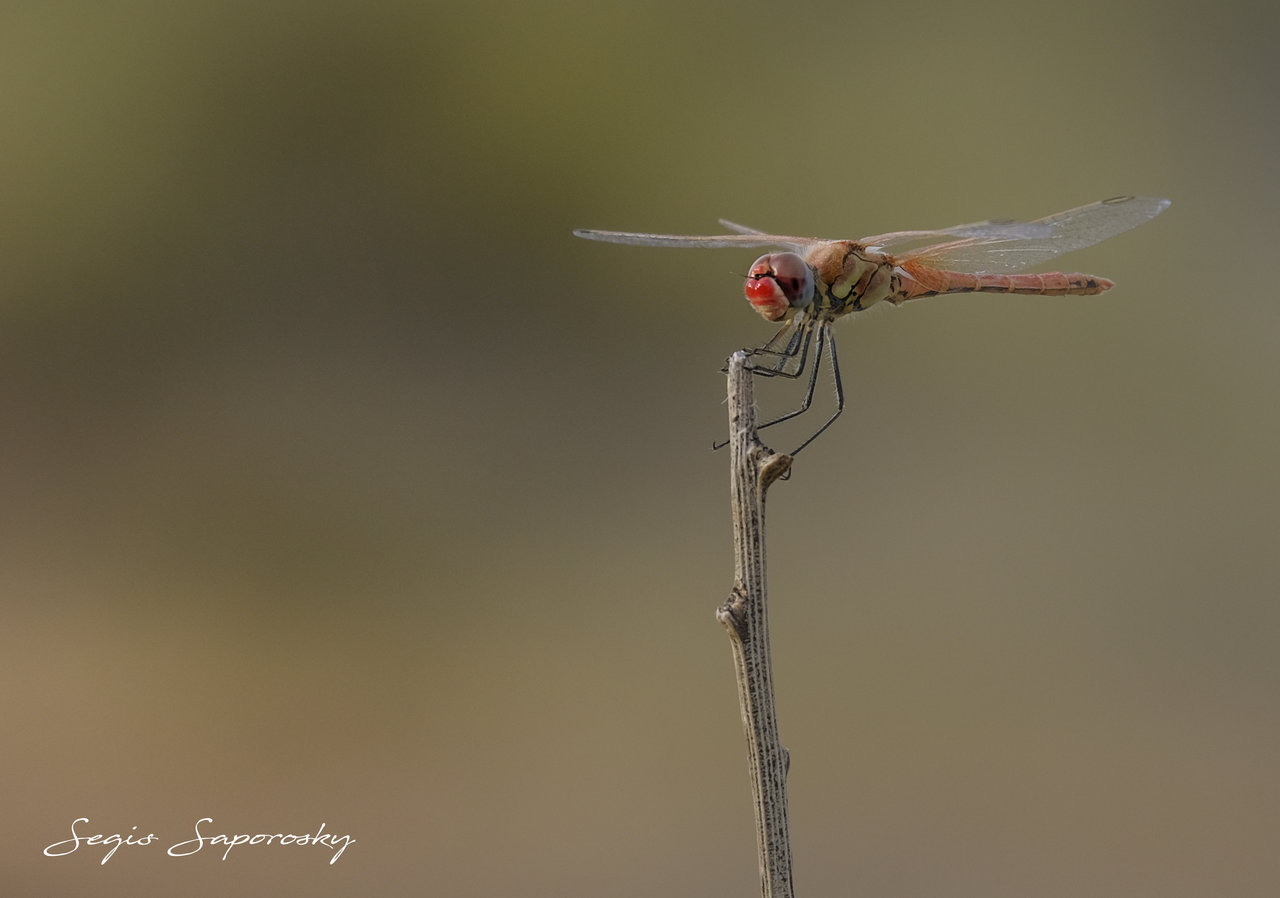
744 252 815 322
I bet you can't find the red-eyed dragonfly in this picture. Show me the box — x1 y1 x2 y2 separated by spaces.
574 195 1170 454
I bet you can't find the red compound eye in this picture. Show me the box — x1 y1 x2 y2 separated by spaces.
744 253 813 321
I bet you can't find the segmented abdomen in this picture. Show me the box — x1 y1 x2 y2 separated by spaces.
893 265 1115 303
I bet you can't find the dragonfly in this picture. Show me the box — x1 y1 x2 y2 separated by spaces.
574 195 1171 455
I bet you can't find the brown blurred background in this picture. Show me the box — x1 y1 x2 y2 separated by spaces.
3 0 1277 895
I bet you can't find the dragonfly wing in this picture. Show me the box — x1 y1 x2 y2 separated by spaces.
860 221 1053 253
896 196 1171 274
718 219 765 234
573 228 816 251
716 220 813 253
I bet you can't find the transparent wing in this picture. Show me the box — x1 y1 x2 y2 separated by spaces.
859 220 1054 252
573 227 815 252
718 219 767 235
576 216 1053 254
895 196 1171 274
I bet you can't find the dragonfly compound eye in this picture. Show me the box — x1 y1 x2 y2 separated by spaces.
744 252 815 322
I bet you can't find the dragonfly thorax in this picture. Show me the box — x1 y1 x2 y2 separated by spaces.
744 252 815 322
806 241 897 316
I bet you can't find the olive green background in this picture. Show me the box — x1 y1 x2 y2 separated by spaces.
4 1 1277 896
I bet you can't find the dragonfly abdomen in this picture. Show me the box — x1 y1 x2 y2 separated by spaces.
893 266 1115 303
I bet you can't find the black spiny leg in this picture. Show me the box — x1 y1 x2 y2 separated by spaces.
753 320 825 434
787 324 844 457
713 314 845 453
745 315 816 378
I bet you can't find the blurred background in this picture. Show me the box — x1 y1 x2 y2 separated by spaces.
3 0 1276 895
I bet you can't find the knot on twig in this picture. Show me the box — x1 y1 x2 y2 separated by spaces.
757 451 793 487
716 582 750 640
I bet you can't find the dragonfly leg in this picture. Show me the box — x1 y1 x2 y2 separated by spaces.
745 315 816 379
787 326 845 456
762 319 803 354
754 323 824 433
722 319 799 375
711 319 828 451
